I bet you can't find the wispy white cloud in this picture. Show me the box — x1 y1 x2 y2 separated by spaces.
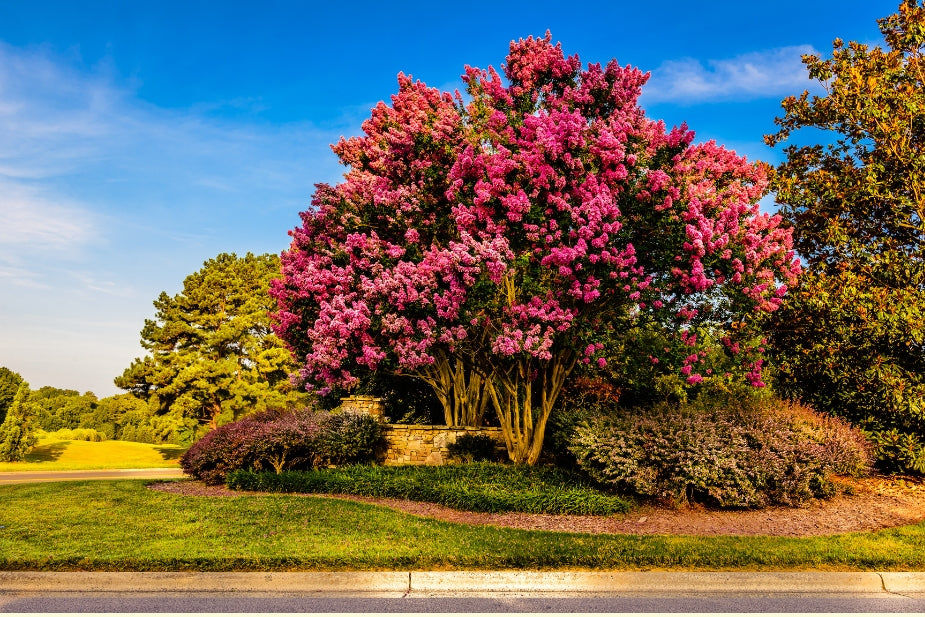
642 45 822 104
0 180 96 251
0 41 358 395
0 264 52 289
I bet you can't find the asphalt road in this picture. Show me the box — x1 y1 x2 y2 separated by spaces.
4 593 925 613
0 468 186 484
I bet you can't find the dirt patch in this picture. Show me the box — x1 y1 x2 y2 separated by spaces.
148 474 925 537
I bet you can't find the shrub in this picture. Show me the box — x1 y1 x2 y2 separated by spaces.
863 429 925 474
41 428 107 442
568 396 872 508
312 411 383 467
447 433 500 462
181 408 382 485
227 462 633 515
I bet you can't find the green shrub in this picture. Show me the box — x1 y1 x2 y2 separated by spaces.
568 396 872 508
447 433 500 462
227 462 633 515
42 428 107 442
863 429 925 474
312 411 383 466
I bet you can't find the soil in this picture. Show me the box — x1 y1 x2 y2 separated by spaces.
149 474 925 538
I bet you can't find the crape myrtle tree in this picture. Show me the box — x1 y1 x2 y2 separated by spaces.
117 252 306 438
273 34 800 464
764 1 925 472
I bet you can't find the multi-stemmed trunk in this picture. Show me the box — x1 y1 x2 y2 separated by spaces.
415 354 491 427
484 351 577 465
416 344 577 463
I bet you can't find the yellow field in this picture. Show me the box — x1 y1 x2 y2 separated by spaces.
0 437 186 472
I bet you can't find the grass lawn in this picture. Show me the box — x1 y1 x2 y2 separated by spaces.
1 479 924 571
0 438 186 472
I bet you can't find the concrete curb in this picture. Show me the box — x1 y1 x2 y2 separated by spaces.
2 571 924 596
410 571 887 595
0 572 410 596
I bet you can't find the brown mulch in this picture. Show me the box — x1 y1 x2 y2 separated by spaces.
148 475 925 538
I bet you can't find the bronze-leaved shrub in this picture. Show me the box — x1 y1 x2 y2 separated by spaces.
568 397 872 508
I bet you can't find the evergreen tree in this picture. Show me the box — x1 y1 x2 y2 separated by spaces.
0 383 37 462
765 1 925 472
116 252 306 434
0 367 24 426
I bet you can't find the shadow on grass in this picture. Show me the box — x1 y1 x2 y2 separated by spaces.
154 446 187 462
24 441 70 463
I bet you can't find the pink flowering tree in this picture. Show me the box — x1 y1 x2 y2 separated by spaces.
272 33 800 464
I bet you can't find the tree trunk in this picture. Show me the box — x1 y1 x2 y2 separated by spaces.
208 402 223 431
485 351 576 464
415 355 490 427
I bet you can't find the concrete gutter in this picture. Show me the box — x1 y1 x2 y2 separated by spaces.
2 571 924 597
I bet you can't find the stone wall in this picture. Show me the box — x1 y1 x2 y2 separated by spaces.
339 396 385 419
339 395 505 465
377 424 505 466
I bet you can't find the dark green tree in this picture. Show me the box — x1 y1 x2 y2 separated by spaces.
0 367 24 426
25 387 96 432
764 1 925 472
115 252 306 436
0 383 37 462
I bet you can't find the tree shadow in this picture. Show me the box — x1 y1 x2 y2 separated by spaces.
25 440 70 463
154 446 187 463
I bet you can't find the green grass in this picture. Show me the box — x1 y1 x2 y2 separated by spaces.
0 438 186 472
2 479 925 571
227 463 633 515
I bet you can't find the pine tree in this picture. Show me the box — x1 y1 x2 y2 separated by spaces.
0 383 37 462
0 367 24 426
116 253 306 433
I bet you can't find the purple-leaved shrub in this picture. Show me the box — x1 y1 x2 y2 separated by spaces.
568 396 872 508
181 408 382 485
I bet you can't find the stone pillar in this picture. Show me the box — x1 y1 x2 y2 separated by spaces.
340 395 385 420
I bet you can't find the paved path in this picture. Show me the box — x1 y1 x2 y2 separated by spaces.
0 468 186 484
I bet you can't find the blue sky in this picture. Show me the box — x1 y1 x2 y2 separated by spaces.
0 0 896 396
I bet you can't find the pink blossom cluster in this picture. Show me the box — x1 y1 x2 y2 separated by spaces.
271 33 800 393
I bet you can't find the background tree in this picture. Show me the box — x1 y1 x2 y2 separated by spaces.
0 383 37 462
273 34 799 464
764 1 925 472
25 387 97 432
116 252 306 440
0 367 24 426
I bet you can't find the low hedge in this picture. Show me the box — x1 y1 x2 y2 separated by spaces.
227 462 633 515
568 396 873 508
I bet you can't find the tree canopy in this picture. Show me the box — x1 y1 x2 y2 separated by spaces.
0 367 24 426
765 1 925 472
0 383 37 462
116 252 305 437
273 34 799 463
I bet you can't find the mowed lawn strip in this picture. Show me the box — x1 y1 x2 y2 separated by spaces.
0 439 185 472
1 480 924 571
